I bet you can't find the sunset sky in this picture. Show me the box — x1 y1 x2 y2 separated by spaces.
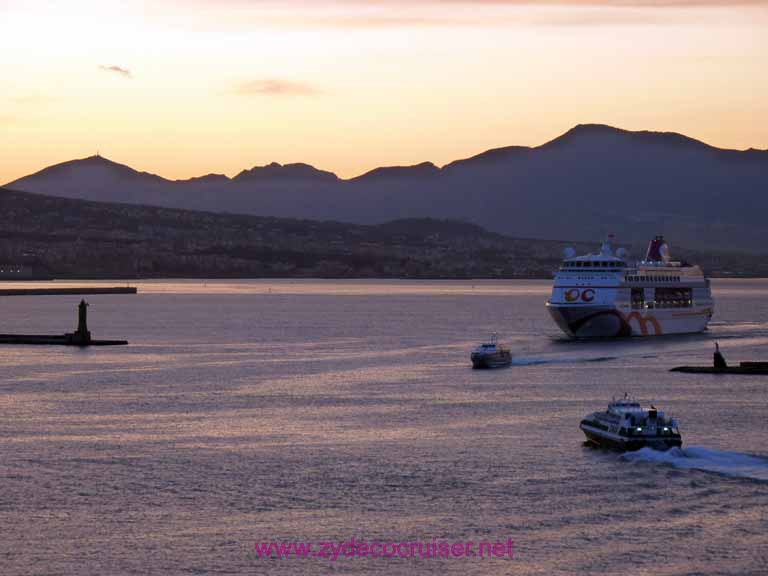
2 0 767 183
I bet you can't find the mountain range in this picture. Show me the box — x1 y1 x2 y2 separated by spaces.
6 124 768 253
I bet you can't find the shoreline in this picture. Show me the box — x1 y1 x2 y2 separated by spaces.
1 275 767 282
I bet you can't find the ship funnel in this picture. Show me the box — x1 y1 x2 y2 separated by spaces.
645 235 669 262
600 234 615 256
659 241 671 263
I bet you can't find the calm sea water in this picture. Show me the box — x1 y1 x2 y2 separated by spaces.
1 279 766 575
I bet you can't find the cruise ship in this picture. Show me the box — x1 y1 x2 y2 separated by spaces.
546 236 714 338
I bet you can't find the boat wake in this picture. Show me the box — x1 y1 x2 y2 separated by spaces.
512 355 617 366
622 446 768 481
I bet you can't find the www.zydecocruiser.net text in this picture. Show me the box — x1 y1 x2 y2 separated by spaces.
255 538 514 561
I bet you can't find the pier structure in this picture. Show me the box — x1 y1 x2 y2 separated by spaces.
0 287 136 296
0 299 128 346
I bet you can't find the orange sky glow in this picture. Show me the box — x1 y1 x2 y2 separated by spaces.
1 0 766 183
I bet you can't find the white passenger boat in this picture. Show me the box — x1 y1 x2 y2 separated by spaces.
546 235 714 338
580 395 682 451
470 335 512 369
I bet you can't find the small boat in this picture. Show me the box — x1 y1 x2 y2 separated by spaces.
580 395 682 451
470 335 512 369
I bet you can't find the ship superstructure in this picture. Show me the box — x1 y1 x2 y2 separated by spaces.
546 236 713 338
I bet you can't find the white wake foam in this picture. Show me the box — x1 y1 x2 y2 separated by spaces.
511 358 550 366
623 446 768 481
512 355 617 366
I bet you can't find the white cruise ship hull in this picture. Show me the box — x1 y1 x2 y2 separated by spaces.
547 236 714 339
547 303 712 338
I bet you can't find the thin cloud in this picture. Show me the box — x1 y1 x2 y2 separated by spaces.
175 0 768 30
99 65 132 78
235 79 319 96
9 94 60 105
190 1 768 5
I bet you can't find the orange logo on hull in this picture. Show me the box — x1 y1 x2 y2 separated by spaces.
625 312 662 336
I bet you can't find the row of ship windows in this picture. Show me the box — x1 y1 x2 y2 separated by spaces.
566 276 614 280
631 287 693 309
626 275 680 283
562 261 626 269
631 300 694 309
